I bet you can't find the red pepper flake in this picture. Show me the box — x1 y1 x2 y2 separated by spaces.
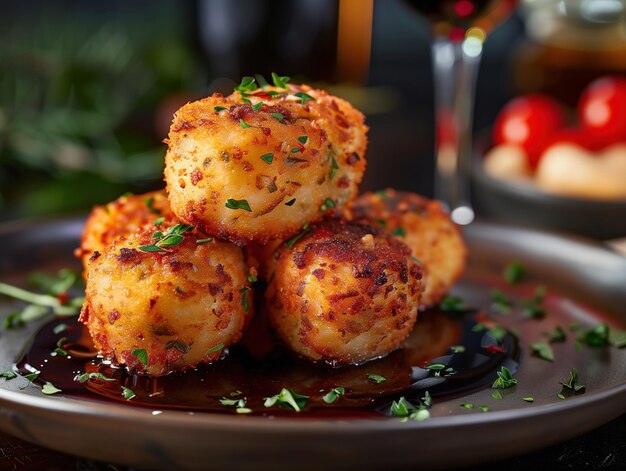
484 344 506 354
190 168 204 186
57 292 69 305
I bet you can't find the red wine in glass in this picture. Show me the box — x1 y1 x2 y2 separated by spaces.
404 0 518 224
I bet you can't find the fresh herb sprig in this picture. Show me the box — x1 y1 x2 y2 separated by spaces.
139 223 194 253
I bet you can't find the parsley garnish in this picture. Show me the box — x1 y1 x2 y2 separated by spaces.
271 72 290 89
196 237 214 244
247 273 258 283
492 366 517 389
42 382 62 395
284 222 310 248
264 388 308 412
319 198 336 212
329 153 339 180
530 341 554 362
19 371 40 390
131 348 148 367
460 403 474 409
139 223 194 253
577 323 609 347
491 289 513 314
522 286 547 319
472 322 507 342
214 106 227 112
240 286 251 313
235 76 258 92
440 295 467 312
294 91 314 104
425 363 446 371
206 343 225 355
558 368 585 399
225 198 252 212
504 261 525 284
220 396 251 413
390 394 431 422
154 217 165 226
271 112 284 120
1 371 17 380
285 198 296 206
239 119 252 129
121 386 136 400
367 373 386 383
491 390 503 400
522 396 534 402
144 196 161 215
260 153 274 164
74 372 116 383
298 135 308 144
450 345 466 353
322 387 345 404
545 325 567 343
391 226 406 237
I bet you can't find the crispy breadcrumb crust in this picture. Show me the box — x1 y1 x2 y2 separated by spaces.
265 219 424 365
164 84 367 244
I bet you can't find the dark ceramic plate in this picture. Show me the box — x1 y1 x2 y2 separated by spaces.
0 217 625 471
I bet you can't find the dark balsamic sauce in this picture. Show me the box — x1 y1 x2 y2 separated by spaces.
15 308 519 418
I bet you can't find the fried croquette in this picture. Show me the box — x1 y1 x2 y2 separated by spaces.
164 83 367 244
265 219 424 365
348 190 467 307
80 223 253 376
76 190 174 270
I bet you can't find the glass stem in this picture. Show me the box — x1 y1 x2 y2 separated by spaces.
432 38 482 225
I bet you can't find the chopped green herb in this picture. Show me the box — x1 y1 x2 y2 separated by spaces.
206 343 225 355
450 345 466 353
390 395 431 422
294 91 314 104
247 273 258 283
252 102 264 111
165 339 190 354
474 323 507 342
409 256 424 268
577 323 609 347
138 244 162 253
235 76 258 92
479 405 489 412
285 198 296 206
236 408 253 414
491 390 503 400
28 268 81 296
329 154 339 180
144 196 161 215
154 217 165 226
1 371 17 380
271 112 284 120
196 238 214 244
264 388 308 412
284 222 310 248
298 135 308 144
241 96 252 105
214 106 227 112
492 366 517 389
319 198 336 212
522 396 534 403
52 347 68 358
42 382 62 395
121 386 135 400
523 286 547 319
460 403 474 409
131 348 148 367
504 261 525 284
140 223 194 253
239 119 252 129
609 328 626 348
74 372 116 383
225 198 252 212
530 341 554 362
390 226 406 237
545 325 567 343
260 153 274 164
367 373 386 383
425 363 446 371
240 286 251 313
558 368 585 398
440 295 467 312
569 322 581 332
491 289 513 314
322 387 345 404
271 72 290 89
19 371 40 389
291 147 300 153
390 397 413 416
219 397 240 406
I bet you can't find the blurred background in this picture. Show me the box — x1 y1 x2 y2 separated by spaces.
1 0 624 224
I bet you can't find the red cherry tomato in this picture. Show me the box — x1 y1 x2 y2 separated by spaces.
538 127 604 157
493 94 564 168
578 76 626 145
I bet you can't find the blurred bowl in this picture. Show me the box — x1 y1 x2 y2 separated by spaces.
472 136 626 240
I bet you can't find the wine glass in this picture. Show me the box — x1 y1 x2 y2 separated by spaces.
404 0 518 225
